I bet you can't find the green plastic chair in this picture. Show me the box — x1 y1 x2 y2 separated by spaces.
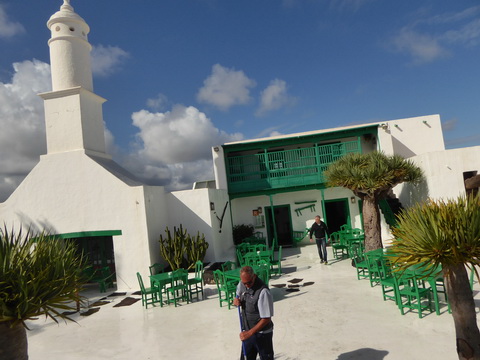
236 248 246 267
365 250 384 287
394 271 433 318
431 272 451 315
350 245 369 281
256 260 271 286
91 266 115 293
187 261 204 300
378 259 397 304
149 263 163 276
331 232 348 259
270 246 283 276
222 260 237 272
166 269 190 307
213 270 237 310
252 244 267 251
136 272 159 308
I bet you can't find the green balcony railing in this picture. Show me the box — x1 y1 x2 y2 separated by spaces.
226 140 361 194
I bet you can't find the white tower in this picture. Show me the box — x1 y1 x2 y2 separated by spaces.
39 0 108 157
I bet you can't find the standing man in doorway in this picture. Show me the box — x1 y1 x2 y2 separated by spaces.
309 215 329 264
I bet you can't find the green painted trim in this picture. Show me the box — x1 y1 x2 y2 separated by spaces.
269 195 278 250
294 200 317 204
56 230 122 239
320 189 327 226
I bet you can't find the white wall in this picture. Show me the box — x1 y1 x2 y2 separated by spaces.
167 188 234 263
213 146 228 190
228 188 380 245
377 115 444 157
395 146 480 208
0 150 162 291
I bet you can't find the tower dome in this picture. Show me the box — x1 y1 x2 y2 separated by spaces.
47 0 93 91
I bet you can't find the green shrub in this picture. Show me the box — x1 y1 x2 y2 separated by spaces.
159 225 208 270
232 224 254 245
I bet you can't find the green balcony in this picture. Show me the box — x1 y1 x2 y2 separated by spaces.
226 140 361 194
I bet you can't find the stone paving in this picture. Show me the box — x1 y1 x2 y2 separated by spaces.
27 243 473 359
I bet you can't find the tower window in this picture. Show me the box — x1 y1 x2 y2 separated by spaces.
69 27 75 32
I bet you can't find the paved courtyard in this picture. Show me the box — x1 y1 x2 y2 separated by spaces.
27 243 474 359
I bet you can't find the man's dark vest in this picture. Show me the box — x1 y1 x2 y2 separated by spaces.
240 277 273 332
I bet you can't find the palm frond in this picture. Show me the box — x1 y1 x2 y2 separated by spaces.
389 196 480 273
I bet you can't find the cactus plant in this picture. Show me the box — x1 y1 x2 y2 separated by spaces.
159 225 209 270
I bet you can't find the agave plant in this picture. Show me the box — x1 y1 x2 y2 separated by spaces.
389 196 480 360
0 227 88 360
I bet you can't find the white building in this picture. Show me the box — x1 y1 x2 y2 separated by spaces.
0 1 232 291
213 114 480 248
1 1 479 291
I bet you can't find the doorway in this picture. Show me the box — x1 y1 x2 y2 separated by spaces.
265 205 292 248
69 235 115 273
324 198 350 234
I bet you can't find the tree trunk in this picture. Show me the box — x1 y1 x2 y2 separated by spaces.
0 322 28 360
444 264 480 360
362 195 383 251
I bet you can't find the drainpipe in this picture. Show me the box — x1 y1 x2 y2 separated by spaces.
269 194 278 250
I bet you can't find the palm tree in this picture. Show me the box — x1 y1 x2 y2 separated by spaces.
389 196 480 360
324 151 423 251
0 227 88 360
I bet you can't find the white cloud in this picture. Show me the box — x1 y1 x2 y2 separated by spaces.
255 79 296 116
0 5 25 39
443 18 480 47
196 64 256 111
255 125 285 139
131 105 242 164
269 130 283 137
146 93 170 111
390 6 480 64
0 60 50 201
126 105 243 189
91 44 129 77
441 118 458 132
391 27 448 64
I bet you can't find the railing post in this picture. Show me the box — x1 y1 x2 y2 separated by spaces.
315 143 321 183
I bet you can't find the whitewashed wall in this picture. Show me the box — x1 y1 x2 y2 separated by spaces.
213 146 228 190
377 115 444 156
395 146 480 208
167 188 234 263
0 150 165 291
227 188 389 246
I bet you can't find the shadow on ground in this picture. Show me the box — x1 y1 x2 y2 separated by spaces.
336 347 389 359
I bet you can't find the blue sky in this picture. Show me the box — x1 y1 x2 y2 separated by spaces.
1 0 479 201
